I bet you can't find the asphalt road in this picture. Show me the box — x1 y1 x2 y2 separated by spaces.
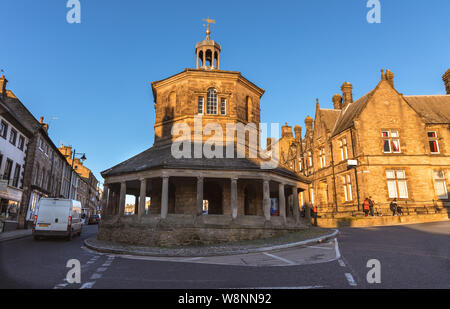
0 221 448 289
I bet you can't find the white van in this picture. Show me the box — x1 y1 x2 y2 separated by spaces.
32 198 83 240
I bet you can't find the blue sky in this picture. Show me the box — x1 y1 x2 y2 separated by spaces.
1 0 449 185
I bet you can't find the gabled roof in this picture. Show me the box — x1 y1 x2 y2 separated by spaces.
331 91 374 137
403 95 450 124
317 108 341 133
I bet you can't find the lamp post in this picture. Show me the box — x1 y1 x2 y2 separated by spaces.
67 149 86 200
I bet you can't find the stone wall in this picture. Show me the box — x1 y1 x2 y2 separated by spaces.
98 215 306 247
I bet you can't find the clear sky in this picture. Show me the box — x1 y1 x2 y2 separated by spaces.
1 0 449 185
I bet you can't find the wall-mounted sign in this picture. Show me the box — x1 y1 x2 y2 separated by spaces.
347 160 358 169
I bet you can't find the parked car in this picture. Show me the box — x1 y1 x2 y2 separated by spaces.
32 198 82 241
88 214 101 225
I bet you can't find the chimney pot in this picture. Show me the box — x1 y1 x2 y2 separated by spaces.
443 69 450 95
332 94 343 109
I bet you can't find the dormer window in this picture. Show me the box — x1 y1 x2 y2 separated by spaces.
206 88 217 114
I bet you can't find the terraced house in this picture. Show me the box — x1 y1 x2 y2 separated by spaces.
280 69 450 218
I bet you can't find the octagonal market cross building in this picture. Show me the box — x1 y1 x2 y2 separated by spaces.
99 26 310 247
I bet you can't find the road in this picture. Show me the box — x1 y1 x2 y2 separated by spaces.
0 221 449 289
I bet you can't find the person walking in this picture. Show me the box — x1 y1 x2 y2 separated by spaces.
363 198 370 217
312 204 318 226
369 196 375 216
390 198 398 216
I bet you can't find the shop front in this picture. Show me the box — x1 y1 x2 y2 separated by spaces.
0 179 23 232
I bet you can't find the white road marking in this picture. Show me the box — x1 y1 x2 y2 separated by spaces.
334 238 341 259
338 259 346 267
345 273 357 286
96 267 108 272
307 245 333 250
263 252 296 265
80 281 96 289
90 273 102 280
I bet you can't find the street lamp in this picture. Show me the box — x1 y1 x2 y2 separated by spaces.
68 149 87 199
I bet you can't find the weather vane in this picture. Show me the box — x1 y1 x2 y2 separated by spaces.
202 17 215 40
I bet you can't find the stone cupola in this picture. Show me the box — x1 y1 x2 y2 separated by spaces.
195 18 221 70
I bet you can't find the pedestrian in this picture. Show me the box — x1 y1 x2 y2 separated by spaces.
397 204 404 216
390 198 398 216
369 196 375 216
363 198 370 217
312 204 318 226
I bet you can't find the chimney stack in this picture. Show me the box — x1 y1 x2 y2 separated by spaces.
294 125 302 142
385 69 394 87
332 94 343 110
341 82 353 108
281 122 293 138
443 69 450 95
40 116 49 133
305 116 313 132
0 75 7 97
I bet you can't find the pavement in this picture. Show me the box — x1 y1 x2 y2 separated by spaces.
83 229 339 257
0 228 32 242
0 221 449 289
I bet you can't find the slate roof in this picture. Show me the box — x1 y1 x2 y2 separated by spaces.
331 91 374 137
403 95 450 124
101 143 308 182
317 109 341 133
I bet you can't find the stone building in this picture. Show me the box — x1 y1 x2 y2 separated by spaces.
0 77 33 230
283 69 450 218
59 145 100 216
100 24 310 246
0 76 81 228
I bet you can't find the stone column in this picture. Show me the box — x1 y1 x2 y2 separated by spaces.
134 195 139 215
292 186 300 223
119 181 126 217
139 178 147 218
263 179 271 221
279 183 286 222
102 184 109 215
196 177 204 216
161 176 169 219
231 178 238 220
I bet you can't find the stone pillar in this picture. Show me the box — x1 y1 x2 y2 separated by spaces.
231 178 238 220
119 182 126 217
161 176 169 219
263 179 271 221
196 177 204 216
134 195 139 215
292 186 300 223
139 178 147 218
279 183 286 222
102 184 109 215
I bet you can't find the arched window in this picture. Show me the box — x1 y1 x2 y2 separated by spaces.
207 89 217 114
